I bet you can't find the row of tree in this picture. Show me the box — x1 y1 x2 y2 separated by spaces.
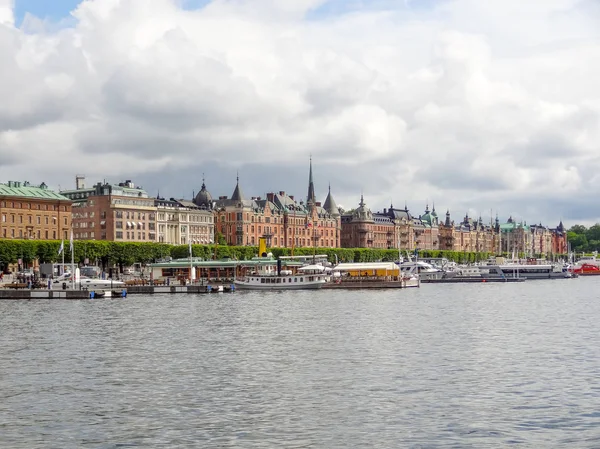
567 224 600 253
0 239 567 272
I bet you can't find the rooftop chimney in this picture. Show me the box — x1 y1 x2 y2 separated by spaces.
76 175 85 190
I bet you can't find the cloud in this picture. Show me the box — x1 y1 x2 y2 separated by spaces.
0 0 599 226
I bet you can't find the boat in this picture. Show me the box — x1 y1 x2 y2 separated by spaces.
53 272 126 293
325 262 420 289
571 263 600 276
422 265 526 283
481 263 574 280
398 260 444 281
233 257 327 290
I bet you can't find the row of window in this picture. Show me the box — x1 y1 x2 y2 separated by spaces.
2 229 66 239
115 231 156 240
1 214 68 226
0 201 68 211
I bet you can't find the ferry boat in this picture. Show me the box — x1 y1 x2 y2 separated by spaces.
234 257 327 290
326 262 420 289
481 263 573 280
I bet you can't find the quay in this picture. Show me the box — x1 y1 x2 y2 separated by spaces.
421 278 526 284
0 289 113 300
126 284 234 294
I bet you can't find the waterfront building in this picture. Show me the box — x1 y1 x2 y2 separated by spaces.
0 180 72 241
551 221 568 255
438 211 497 253
61 177 156 241
213 160 341 248
340 198 440 250
155 195 214 245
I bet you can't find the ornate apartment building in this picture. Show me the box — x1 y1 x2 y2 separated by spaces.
0 181 72 241
340 196 440 251
213 161 341 248
438 212 567 256
155 185 214 245
62 177 156 242
438 211 497 253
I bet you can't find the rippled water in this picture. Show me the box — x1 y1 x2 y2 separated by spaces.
2 278 600 448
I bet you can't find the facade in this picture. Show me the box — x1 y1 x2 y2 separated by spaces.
61 178 156 242
0 181 72 241
214 160 341 248
341 198 440 250
437 211 497 253
155 197 214 245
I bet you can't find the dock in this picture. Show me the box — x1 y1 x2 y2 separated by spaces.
0 289 102 300
421 277 526 283
125 284 235 294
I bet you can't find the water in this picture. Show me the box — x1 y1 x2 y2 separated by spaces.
2 278 600 448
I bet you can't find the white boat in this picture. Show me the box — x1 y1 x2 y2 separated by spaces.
481 263 573 280
53 272 126 292
234 258 327 290
398 260 445 281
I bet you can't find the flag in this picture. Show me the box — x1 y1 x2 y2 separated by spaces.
188 239 192 257
305 222 312 229
69 230 74 253
58 240 64 256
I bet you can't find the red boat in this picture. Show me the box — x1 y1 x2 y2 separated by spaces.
571 263 600 275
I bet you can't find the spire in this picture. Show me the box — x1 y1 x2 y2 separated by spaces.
307 156 316 208
425 201 429 213
359 193 365 207
323 183 339 217
445 209 451 227
231 173 244 201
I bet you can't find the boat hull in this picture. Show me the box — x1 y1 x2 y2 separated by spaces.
323 279 419 289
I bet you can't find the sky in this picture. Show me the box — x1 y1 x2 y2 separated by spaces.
1 0 599 227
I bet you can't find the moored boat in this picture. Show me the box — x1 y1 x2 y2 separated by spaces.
325 262 420 289
233 257 327 290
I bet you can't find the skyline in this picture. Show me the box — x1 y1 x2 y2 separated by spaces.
1 0 599 227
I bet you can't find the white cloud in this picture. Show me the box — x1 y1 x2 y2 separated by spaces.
0 0 13 26
0 0 599 225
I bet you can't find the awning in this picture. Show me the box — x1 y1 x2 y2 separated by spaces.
298 264 326 272
138 222 143 227
100 220 106 225
127 222 132 227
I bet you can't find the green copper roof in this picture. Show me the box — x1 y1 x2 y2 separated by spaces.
0 182 70 201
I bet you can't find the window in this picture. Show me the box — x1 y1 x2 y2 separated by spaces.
37 216 40 224
19 216 23 224
53 231 56 239
116 221 123 229
11 229 14 237
64 217 68 226
2 229 5 237
45 216 48 225
116 231 123 239
45 230 48 239
28 215 32 224
1 214 5 222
